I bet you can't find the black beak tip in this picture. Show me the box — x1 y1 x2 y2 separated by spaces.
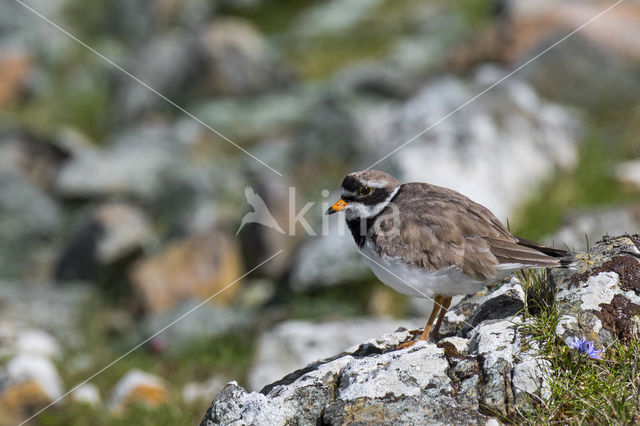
325 207 336 215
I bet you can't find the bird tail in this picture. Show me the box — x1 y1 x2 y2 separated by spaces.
515 237 574 267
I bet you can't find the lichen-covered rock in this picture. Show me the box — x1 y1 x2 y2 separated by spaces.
440 277 525 337
203 329 495 426
203 236 640 425
551 235 640 351
202 280 547 425
248 318 423 391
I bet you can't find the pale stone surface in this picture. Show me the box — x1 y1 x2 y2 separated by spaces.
288 231 370 291
205 279 548 424
7 354 64 401
370 69 581 220
108 369 168 412
55 125 178 200
71 383 101 406
249 318 422 391
439 336 470 355
556 272 620 311
14 329 61 360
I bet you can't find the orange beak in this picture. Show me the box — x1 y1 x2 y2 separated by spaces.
326 199 348 215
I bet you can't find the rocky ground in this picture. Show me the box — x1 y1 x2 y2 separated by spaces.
203 235 640 424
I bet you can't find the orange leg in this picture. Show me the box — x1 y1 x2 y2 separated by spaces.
398 294 444 349
431 296 452 341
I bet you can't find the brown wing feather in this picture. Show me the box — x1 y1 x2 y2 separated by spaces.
369 183 564 281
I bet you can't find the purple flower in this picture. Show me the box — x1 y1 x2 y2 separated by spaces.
567 336 602 359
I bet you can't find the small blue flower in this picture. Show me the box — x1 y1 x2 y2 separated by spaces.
567 336 602 359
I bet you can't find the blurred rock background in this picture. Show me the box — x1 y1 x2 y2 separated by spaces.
0 0 639 424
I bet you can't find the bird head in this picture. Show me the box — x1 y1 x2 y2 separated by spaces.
326 170 401 220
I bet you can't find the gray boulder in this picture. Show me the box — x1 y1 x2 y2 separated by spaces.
248 318 423 391
360 66 582 221
202 276 549 424
551 235 640 350
54 124 181 201
55 202 154 281
549 204 640 252
288 231 370 292
201 18 293 96
0 169 60 279
113 31 204 120
140 301 254 352
0 282 92 338
500 0 640 109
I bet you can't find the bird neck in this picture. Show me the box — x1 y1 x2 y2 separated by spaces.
346 217 375 248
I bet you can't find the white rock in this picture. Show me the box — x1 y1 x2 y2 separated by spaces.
293 0 383 37
206 327 492 425
7 353 64 401
444 310 468 325
71 383 101 406
439 336 470 355
477 277 525 305
182 377 226 404
556 272 619 311
555 315 578 339
512 357 551 400
108 369 167 411
616 159 640 188
94 203 155 263
15 329 61 359
338 342 451 401
248 318 422 391
368 68 581 220
469 317 522 368
212 382 297 425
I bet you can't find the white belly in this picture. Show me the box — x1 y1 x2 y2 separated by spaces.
360 243 522 298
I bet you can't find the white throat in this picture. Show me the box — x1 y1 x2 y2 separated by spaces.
345 185 400 220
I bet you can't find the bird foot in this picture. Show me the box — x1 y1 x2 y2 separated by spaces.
397 339 417 350
397 333 439 350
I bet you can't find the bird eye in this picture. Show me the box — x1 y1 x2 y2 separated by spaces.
359 186 372 196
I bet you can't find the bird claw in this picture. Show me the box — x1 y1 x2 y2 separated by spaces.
397 333 439 350
397 340 417 350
